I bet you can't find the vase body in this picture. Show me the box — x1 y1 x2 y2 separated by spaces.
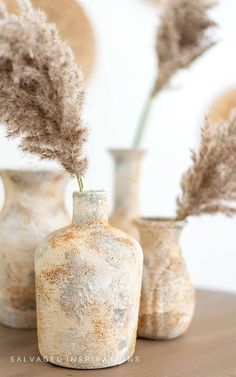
0 170 69 329
35 190 143 369
109 149 145 240
137 218 195 340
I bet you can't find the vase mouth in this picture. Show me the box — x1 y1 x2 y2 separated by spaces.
108 148 146 158
0 169 70 191
73 190 108 225
0 168 67 176
73 190 106 198
135 217 187 228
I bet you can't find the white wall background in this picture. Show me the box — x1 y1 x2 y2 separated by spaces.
0 0 236 292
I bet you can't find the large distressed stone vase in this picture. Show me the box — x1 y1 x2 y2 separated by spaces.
35 190 143 369
136 218 195 340
109 149 145 240
0 170 69 329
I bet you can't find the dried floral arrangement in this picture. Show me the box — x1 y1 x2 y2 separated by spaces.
0 0 88 190
176 112 236 220
133 0 217 147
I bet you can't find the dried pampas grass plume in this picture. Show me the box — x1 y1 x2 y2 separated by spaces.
153 0 217 94
133 0 217 147
0 0 88 181
177 112 236 220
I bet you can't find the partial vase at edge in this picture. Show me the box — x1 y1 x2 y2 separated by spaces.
109 148 146 240
0 169 69 329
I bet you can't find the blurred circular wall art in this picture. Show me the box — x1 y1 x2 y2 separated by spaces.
209 87 236 124
6 0 96 81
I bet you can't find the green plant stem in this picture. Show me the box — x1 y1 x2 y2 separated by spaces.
76 174 84 192
132 93 155 148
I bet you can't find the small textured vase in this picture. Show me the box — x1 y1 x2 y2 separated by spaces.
0 170 69 329
109 149 145 240
35 190 143 369
136 218 195 340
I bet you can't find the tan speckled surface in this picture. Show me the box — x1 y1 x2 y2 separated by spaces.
0 170 69 329
35 191 143 369
137 218 195 340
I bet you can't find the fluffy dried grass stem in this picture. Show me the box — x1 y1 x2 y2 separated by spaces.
0 0 88 190
132 0 217 148
133 94 155 148
76 175 84 192
176 112 236 220
17 0 33 12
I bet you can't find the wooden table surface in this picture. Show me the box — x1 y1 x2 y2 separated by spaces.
1 289 236 377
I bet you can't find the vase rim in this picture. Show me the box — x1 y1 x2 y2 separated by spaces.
108 148 146 157
73 190 106 197
135 217 187 227
73 190 108 225
0 168 66 175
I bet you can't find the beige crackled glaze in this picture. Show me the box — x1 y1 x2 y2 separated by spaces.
35 190 143 369
109 149 145 240
0 170 69 329
136 218 195 340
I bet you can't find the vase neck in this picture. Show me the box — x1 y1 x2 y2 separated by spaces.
73 191 108 226
137 219 186 256
110 149 145 217
1 170 68 207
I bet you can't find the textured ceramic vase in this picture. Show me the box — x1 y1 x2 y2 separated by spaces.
109 149 145 240
136 218 195 340
0 170 69 329
35 190 143 369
